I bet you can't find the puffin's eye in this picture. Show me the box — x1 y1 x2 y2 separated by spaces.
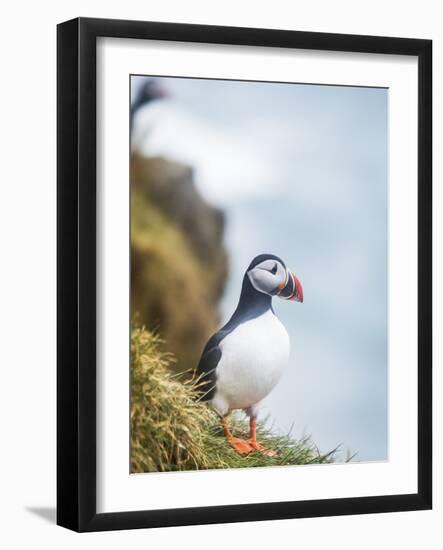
270 263 278 275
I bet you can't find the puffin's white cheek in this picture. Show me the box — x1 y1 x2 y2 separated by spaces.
248 270 272 294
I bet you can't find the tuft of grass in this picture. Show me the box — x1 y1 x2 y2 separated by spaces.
131 325 213 472
131 326 336 473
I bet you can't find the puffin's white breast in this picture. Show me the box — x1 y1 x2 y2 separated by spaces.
213 309 290 413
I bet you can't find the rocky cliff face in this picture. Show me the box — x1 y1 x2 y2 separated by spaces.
131 155 228 372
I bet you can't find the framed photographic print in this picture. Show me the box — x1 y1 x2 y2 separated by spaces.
57 17 432 532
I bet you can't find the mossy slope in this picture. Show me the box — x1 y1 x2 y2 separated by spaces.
131 156 228 372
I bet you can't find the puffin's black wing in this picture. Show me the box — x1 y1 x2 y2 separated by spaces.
195 327 233 401
195 342 220 401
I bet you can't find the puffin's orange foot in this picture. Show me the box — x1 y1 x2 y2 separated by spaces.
250 441 278 457
228 437 254 455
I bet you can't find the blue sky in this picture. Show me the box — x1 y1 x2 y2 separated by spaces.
132 76 388 462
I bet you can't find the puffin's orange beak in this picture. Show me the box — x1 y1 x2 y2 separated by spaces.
290 272 303 303
278 270 303 303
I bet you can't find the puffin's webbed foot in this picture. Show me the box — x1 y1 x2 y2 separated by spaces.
249 417 278 457
227 437 254 455
222 416 253 455
249 440 278 457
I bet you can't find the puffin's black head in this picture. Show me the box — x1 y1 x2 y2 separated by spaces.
134 80 168 108
246 253 303 303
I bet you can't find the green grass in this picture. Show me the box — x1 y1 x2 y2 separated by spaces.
131 325 337 473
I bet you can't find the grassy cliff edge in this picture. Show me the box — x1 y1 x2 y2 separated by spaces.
131 325 335 473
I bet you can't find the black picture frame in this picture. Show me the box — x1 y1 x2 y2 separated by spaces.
57 17 432 532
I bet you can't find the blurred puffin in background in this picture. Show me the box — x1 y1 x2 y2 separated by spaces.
196 254 303 456
131 79 169 155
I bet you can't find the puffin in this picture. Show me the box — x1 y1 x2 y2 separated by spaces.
196 253 303 456
130 79 168 155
